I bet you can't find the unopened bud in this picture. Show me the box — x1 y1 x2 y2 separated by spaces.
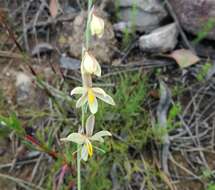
90 14 105 38
81 51 101 77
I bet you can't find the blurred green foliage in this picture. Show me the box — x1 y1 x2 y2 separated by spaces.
197 62 212 82
193 18 215 44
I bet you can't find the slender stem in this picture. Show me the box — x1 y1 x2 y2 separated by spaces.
85 0 93 50
77 106 85 190
77 145 81 190
77 1 93 189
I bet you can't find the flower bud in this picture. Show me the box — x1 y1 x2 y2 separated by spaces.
81 51 101 77
90 14 104 38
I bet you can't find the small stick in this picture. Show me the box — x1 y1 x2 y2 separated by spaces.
0 172 44 190
164 0 195 53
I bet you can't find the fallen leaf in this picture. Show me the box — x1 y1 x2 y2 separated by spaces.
169 49 200 68
49 0 58 18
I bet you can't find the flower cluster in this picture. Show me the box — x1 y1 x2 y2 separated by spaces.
61 115 111 161
61 11 115 161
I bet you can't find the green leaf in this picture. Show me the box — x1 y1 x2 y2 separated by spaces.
0 113 25 135
21 140 37 151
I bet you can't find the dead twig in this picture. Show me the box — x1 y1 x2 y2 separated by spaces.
25 12 77 32
164 0 195 53
0 172 44 190
0 50 25 59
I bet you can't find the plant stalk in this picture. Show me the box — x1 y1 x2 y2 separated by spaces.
77 1 93 189
77 105 85 190
85 0 93 50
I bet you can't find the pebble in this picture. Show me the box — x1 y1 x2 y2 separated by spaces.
139 23 179 53
16 73 33 106
117 0 167 32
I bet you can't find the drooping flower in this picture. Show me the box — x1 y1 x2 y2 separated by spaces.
81 51 101 77
90 13 104 38
70 87 115 114
61 115 112 161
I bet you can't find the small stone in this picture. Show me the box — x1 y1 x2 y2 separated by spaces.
16 73 33 106
113 22 132 33
117 0 167 32
169 0 215 40
139 23 179 53
59 54 80 70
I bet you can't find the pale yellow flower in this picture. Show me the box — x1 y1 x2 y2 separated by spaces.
90 14 105 38
71 86 115 114
61 115 112 161
81 51 101 77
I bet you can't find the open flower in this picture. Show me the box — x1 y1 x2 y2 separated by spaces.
81 51 101 77
61 115 112 161
71 86 115 114
90 13 105 38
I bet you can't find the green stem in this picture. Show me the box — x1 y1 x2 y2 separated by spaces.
85 0 93 50
77 1 93 189
77 106 85 190
77 145 81 190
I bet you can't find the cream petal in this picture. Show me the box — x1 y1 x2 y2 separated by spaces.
95 92 115 106
91 130 112 143
91 14 105 38
88 97 98 114
88 57 101 76
91 55 99 67
76 94 88 108
94 62 101 77
70 87 84 96
61 133 85 144
81 145 89 161
90 136 104 143
93 88 115 105
86 115 95 136
82 52 95 73
95 130 112 137
92 88 106 95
